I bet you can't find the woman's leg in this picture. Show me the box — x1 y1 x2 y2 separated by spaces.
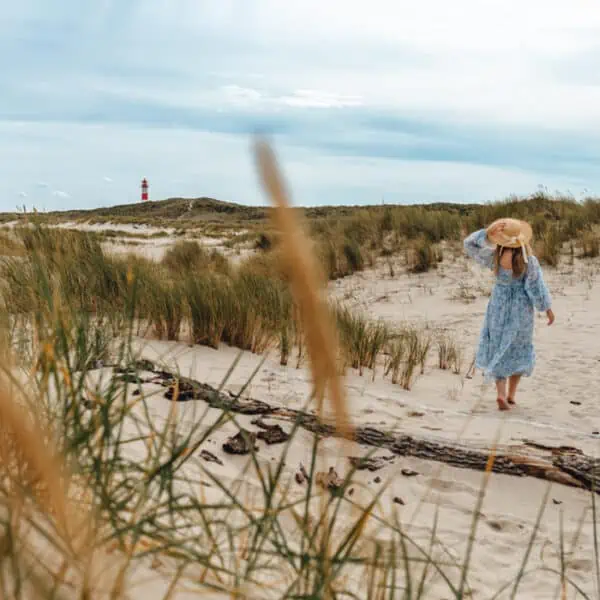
495 378 509 411
507 374 522 405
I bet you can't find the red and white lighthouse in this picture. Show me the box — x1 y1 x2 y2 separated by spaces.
141 178 149 202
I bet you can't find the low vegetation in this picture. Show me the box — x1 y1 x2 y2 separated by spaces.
580 231 600 259
437 332 464 375
407 237 443 274
0 226 457 391
6 191 600 274
291 193 600 273
536 223 563 267
0 230 23 256
162 239 230 274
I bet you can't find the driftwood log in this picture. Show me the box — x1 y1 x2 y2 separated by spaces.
122 361 600 494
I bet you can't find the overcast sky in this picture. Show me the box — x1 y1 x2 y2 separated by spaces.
2 1 600 211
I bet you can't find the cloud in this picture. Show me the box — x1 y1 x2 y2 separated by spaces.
18 191 27 198
277 90 363 109
0 0 599 211
218 85 363 109
103 176 113 183
221 85 263 105
52 190 70 199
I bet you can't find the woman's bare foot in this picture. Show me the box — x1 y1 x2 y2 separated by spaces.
497 397 510 411
507 375 521 406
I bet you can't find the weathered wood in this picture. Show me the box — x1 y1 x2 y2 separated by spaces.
129 362 600 493
200 450 224 466
553 454 600 491
349 455 395 472
316 468 344 492
223 430 258 455
164 377 273 414
251 418 291 445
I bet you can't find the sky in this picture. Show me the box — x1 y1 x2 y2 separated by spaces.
2 1 600 211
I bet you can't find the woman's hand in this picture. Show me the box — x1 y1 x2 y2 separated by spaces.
487 220 506 240
546 309 555 326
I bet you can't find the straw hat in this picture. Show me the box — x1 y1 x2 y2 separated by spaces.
486 218 533 263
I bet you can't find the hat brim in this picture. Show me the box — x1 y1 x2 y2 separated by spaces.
486 218 533 248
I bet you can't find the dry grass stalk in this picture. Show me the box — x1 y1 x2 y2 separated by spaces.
253 139 351 437
0 382 106 597
254 139 357 600
0 385 76 543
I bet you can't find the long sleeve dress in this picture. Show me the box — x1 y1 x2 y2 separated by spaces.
463 229 552 382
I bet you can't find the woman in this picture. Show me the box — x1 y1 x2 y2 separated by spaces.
464 218 555 411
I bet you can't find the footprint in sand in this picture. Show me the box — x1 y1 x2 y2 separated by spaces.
485 518 526 534
428 477 475 495
567 558 595 572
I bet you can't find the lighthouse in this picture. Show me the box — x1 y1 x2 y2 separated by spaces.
141 178 149 202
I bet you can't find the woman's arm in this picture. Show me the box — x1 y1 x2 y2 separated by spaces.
524 256 554 324
463 229 495 270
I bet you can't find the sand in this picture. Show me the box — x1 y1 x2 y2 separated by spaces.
53 221 177 236
100 234 248 263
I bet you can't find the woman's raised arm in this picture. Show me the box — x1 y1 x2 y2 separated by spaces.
463 229 495 270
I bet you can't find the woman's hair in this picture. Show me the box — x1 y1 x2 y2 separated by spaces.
493 245 532 277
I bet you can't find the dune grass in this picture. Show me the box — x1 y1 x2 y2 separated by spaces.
291 192 600 277
437 333 464 374
162 239 231 275
334 305 387 376
2 222 460 390
536 223 563 267
0 230 24 257
407 238 443 274
581 231 600 259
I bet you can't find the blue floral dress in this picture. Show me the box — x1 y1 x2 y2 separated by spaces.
464 229 552 382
